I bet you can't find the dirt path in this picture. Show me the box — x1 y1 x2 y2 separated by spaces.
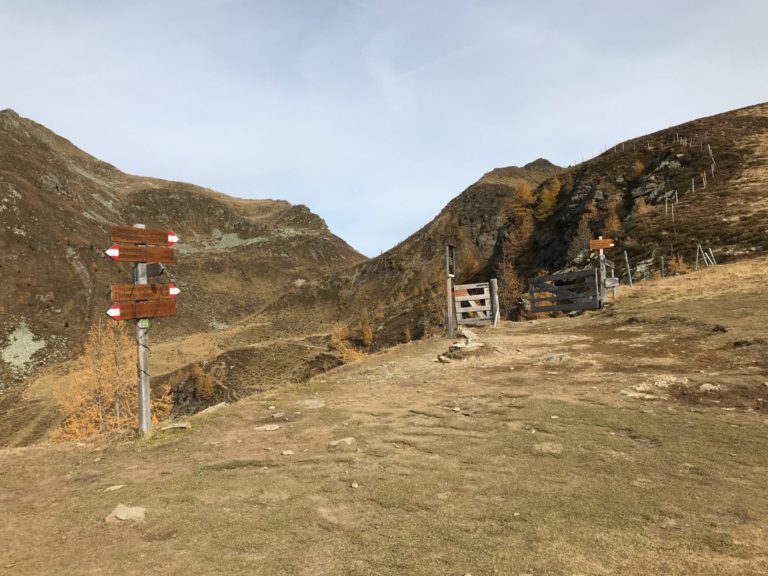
1 259 767 575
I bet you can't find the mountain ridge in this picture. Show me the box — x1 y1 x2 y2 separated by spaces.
0 109 366 389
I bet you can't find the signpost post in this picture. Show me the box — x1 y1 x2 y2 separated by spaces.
445 245 456 338
589 236 615 307
105 223 179 434
133 226 151 435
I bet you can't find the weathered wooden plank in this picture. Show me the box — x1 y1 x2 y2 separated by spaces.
530 302 600 312
531 298 598 308
534 281 597 292
531 294 597 302
454 293 490 302
111 284 177 302
530 268 596 284
589 238 614 250
531 292 597 302
111 225 176 246
454 282 490 290
533 288 583 300
490 278 500 327
457 318 492 325
112 245 176 264
456 304 491 312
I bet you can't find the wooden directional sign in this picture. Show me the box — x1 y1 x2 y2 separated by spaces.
111 283 180 302
106 300 177 321
105 244 176 264
589 238 615 250
111 225 178 246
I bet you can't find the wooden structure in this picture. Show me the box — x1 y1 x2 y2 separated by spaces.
453 281 499 326
528 269 601 313
104 224 179 434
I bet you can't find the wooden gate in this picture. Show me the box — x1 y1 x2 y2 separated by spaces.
454 282 498 326
528 268 601 313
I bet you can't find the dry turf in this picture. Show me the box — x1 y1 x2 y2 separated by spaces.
1 257 767 575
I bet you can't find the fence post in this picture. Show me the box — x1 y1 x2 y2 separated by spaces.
446 277 454 338
490 278 500 327
624 250 633 287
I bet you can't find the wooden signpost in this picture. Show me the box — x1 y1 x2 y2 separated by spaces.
105 244 176 264
590 236 614 305
588 238 615 251
110 283 180 302
104 224 179 434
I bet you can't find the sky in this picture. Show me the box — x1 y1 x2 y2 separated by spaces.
2 0 767 256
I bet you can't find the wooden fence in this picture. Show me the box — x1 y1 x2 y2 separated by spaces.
529 268 601 313
454 281 499 326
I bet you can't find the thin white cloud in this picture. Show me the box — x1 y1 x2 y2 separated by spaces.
1 0 767 256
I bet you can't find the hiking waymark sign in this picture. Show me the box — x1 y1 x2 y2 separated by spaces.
588 238 615 251
104 223 180 434
110 224 179 246
104 244 176 264
105 300 178 322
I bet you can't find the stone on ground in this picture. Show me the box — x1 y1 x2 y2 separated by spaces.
328 437 358 452
105 504 146 525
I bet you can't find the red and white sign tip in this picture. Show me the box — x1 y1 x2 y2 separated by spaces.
105 244 120 261
168 283 180 297
167 231 179 246
106 304 121 321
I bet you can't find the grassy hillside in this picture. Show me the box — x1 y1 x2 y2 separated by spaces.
1 256 766 575
0 109 365 388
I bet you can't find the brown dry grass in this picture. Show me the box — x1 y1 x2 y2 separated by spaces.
1 257 767 574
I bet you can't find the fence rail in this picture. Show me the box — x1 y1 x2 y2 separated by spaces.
454 283 494 326
529 268 601 313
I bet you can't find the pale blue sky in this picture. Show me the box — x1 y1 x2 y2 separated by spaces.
2 0 767 255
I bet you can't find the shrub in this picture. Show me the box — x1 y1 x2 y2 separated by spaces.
358 313 373 347
193 364 216 400
53 320 172 439
603 196 623 235
667 255 690 275
632 197 650 216
567 212 592 261
631 160 645 177
535 177 561 221
514 181 536 205
495 255 523 318
329 323 364 363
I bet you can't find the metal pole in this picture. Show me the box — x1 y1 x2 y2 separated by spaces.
446 276 454 338
133 224 151 434
598 236 606 306
624 250 633 287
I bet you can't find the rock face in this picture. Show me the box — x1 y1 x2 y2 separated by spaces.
280 103 768 344
278 159 563 346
